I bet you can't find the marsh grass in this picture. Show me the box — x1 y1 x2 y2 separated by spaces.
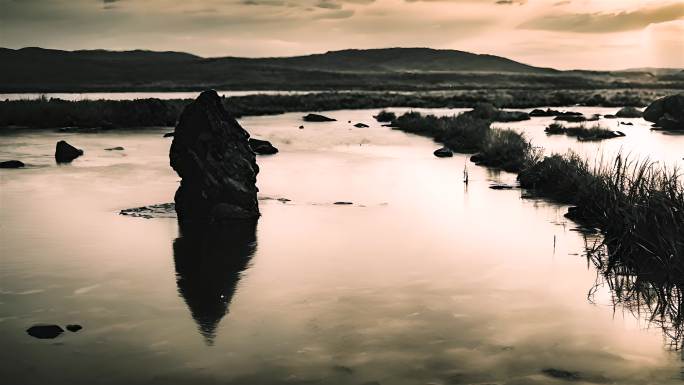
391 111 537 171
545 122 623 140
520 153 684 284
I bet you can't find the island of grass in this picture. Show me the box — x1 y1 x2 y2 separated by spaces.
544 123 626 141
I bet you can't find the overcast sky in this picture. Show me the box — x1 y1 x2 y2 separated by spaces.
1 0 682 70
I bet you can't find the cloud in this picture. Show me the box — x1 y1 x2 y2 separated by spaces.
519 2 684 33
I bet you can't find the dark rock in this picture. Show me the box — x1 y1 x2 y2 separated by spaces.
334 201 353 205
66 324 83 332
433 147 453 158
55 140 84 163
604 114 617 119
0 160 25 168
619 121 633 126
644 94 684 130
163 132 175 138
303 113 336 122
615 106 642 118
298 125 304 129
353 123 369 128
26 324 64 339
170 90 260 224
105 146 124 151
248 138 279 155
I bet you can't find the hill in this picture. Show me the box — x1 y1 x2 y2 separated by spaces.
0 47 678 92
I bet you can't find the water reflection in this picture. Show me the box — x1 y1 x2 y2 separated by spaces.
585 241 683 354
173 220 258 345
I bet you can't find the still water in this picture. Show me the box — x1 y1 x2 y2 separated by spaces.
1 108 682 384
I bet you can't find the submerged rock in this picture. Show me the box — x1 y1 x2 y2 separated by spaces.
248 138 279 155
433 147 453 158
55 140 83 163
353 123 369 128
643 94 684 130
120 203 176 219
26 324 64 339
334 201 353 205
105 146 124 151
615 106 642 118
303 113 336 122
0 160 25 168
170 90 259 224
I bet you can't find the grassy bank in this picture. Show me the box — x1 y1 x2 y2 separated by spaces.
389 109 683 302
0 88 675 129
519 153 683 284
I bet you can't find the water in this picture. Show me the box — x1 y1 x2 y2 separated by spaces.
1 108 682 384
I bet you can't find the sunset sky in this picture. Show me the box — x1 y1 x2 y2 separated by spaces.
1 0 682 70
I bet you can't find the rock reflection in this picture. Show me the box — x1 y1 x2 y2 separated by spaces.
173 220 257 345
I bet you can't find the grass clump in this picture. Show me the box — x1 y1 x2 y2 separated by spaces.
374 110 396 122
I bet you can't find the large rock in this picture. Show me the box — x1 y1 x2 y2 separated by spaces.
55 140 83 163
643 94 684 130
170 90 260 224
26 324 64 339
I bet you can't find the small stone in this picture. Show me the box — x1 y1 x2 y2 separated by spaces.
433 147 453 158
0 160 25 168
354 123 369 128
66 324 83 332
26 324 64 339
55 140 84 163
334 201 353 205
105 146 124 151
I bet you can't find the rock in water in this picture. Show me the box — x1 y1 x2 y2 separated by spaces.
55 140 84 163
615 106 642 118
433 147 453 158
27 324 64 339
248 138 279 155
0 160 25 168
643 94 684 130
170 90 260 224
303 113 336 122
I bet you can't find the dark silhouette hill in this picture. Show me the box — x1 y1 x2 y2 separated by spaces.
0 47 677 92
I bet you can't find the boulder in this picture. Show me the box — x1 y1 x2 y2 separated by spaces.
26 324 64 339
353 123 369 128
55 140 83 163
615 106 642 118
248 138 279 155
303 113 336 122
433 147 453 158
643 94 684 130
170 90 260 224
0 160 25 168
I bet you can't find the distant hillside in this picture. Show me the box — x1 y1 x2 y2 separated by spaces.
0 47 678 92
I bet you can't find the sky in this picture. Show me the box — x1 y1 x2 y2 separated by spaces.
0 0 682 70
